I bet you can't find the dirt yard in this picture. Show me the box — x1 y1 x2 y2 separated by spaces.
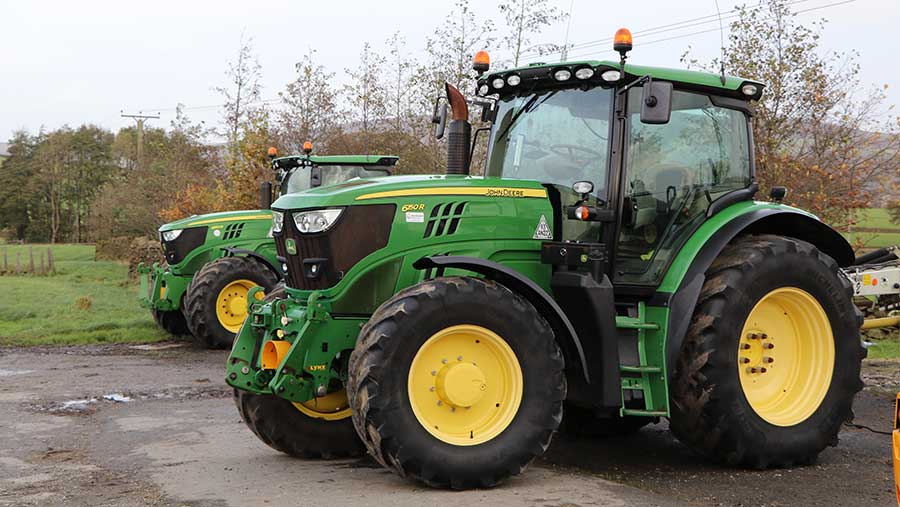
0 343 897 506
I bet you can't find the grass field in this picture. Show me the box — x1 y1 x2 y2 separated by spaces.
844 208 900 248
866 338 900 360
0 243 170 346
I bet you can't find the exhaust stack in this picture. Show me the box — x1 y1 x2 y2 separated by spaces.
444 82 471 176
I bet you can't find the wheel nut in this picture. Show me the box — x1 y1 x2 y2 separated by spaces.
429 386 435 392
740 357 750 364
763 357 774 363
442 359 448 364
747 367 757 374
437 400 443 406
761 333 768 340
431 370 437 376
740 343 751 350
764 343 775 349
748 333 758 340
759 367 767 373
457 356 463 361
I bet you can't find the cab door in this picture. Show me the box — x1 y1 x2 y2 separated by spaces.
614 87 753 287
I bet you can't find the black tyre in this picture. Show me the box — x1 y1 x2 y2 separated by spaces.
234 390 365 459
560 403 654 437
185 256 278 349
669 234 865 468
151 308 190 336
348 276 566 489
234 284 364 458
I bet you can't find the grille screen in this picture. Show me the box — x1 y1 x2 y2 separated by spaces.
276 205 395 290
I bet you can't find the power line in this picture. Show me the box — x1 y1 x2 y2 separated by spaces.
120 111 160 169
518 0 815 60
561 0 856 62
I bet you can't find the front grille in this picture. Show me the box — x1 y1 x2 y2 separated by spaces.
276 205 395 290
162 226 207 265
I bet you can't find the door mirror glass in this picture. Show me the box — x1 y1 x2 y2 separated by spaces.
640 81 673 125
433 101 449 139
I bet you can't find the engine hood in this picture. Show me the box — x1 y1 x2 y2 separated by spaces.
158 209 273 232
271 175 549 210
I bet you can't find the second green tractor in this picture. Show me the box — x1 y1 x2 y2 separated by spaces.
226 33 865 489
139 150 397 348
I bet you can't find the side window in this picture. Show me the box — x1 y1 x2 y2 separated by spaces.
614 88 751 285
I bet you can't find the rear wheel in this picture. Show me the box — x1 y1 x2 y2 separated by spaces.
185 256 278 349
151 308 190 336
234 285 364 458
348 277 566 489
669 234 865 468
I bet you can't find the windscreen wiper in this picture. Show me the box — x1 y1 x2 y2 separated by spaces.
494 90 558 144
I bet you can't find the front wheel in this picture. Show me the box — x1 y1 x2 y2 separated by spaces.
234 285 364 458
669 234 865 468
151 308 190 336
348 277 566 489
184 256 278 349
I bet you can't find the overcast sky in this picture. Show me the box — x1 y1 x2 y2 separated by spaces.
2 0 898 142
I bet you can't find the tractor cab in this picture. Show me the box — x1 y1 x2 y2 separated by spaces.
473 46 761 289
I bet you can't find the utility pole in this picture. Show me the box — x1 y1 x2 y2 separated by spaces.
120 111 160 169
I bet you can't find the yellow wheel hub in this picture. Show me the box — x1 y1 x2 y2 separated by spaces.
215 279 257 333
407 324 523 446
293 389 352 421
738 287 835 427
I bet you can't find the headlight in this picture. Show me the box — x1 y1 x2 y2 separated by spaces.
161 229 183 242
292 208 343 234
272 210 284 233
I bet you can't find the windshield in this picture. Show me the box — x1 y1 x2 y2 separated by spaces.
283 165 391 195
485 86 613 197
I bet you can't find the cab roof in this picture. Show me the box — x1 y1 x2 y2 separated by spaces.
273 154 399 170
478 60 764 101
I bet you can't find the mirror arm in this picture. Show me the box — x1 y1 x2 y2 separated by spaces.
617 74 652 96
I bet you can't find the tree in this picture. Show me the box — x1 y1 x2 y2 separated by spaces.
343 42 388 153
67 125 115 242
278 48 340 151
498 0 567 67
682 0 900 230
0 131 38 240
216 34 263 163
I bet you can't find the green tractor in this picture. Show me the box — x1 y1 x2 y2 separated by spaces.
226 31 864 488
138 148 398 348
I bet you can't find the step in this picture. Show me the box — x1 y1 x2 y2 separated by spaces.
622 409 667 417
619 365 662 374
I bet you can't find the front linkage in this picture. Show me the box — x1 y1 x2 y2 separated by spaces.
137 262 190 312
226 287 361 405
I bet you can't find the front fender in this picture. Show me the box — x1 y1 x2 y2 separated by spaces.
413 256 590 384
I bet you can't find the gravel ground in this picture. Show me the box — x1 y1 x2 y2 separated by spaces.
0 342 896 506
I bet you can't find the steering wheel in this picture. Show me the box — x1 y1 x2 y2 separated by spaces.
550 144 604 167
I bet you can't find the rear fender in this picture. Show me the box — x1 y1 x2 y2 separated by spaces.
661 207 854 381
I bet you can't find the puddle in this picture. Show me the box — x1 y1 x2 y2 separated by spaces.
59 399 97 411
128 343 188 351
0 369 36 377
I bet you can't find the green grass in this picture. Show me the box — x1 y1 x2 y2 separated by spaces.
866 338 900 360
0 243 170 346
843 208 900 248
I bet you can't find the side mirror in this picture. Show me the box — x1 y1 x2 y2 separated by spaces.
259 181 273 210
433 101 449 140
640 80 673 125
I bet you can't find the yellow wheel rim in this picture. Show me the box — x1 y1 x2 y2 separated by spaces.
739 287 835 427
293 389 352 421
407 325 523 446
215 279 257 333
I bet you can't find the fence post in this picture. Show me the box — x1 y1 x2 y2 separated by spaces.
2 246 6 273
47 248 54 274
39 250 45 275
28 246 35 274
15 252 21 274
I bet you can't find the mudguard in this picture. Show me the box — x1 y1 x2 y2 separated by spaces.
661 207 854 381
413 255 591 384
